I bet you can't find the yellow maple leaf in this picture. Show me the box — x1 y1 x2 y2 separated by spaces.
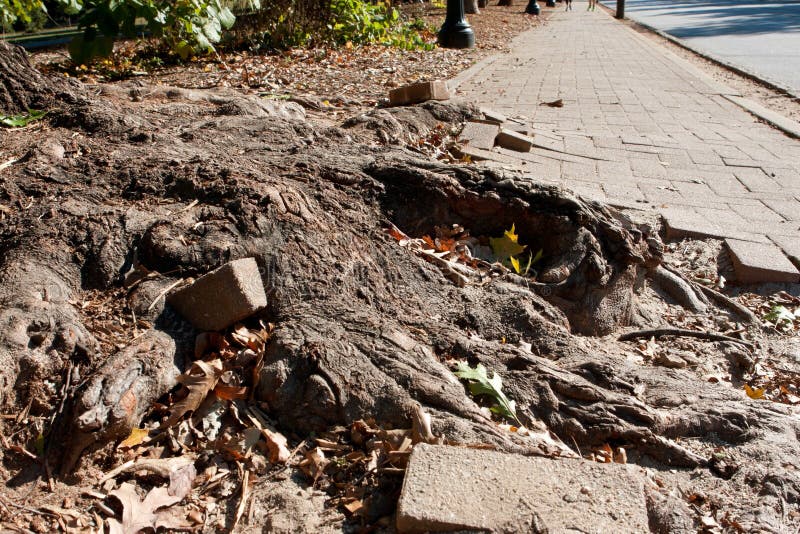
744 384 765 399
490 224 526 261
119 427 150 448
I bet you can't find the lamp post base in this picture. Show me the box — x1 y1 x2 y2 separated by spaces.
525 0 541 14
438 23 475 49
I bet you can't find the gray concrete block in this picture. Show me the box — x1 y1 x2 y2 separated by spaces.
396 444 649 533
458 121 499 150
167 258 267 331
496 128 533 152
726 238 800 283
771 234 800 269
479 107 507 124
389 81 450 106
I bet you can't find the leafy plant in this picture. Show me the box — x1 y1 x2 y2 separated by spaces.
489 224 543 275
0 0 45 30
59 0 249 64
454 361 520 424
0 109 47 128
764 305 798 329
328 0 398 45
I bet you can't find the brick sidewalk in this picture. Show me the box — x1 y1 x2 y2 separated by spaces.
455 6 800 281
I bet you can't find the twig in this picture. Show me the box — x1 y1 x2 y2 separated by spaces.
147 278 185 312
0 157 20 172
97 460 135 485
231 464 251 532
569 434 583 458
618 328 753 349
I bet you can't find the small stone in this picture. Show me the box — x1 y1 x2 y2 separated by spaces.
655 352 687 369
388 81 450 106
167 258 267 331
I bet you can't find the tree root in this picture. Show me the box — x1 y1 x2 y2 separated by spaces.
650 265 708 313
618 328 753 349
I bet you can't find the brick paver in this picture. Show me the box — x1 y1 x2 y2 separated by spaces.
456 6 800 277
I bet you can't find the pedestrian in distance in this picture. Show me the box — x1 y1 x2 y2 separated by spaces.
565 0 572 10
587 0 596 10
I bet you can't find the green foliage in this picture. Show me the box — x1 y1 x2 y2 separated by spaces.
0 0 45 30
0 109 47 128
454 362 520 424
764 305 798 329
328 0 398 45
325 0 433 50
59 0 248 64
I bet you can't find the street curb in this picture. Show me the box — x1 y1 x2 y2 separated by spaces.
598 5 800 139
722 95 800 139
624 17 799 101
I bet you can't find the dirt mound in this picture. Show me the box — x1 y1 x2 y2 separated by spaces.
1 43 799 532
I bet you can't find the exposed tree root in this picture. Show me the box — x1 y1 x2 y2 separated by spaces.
618 328 754 349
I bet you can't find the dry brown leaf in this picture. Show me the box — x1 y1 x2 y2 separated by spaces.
261 427 291 464
164 359 223 427
107 482 183 534
213 384 248 400
541 98 564 107
300 447 328 482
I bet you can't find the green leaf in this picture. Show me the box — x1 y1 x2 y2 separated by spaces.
217 6 235 29
454 362 519 424
0 109 47 128
765 305 798 325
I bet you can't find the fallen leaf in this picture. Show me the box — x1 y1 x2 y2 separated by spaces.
261 427 291 464
540 99 563 108
119 428 149 449
744 384 765 399
453 361 519 424
213 384 248 400
489 224 526 262
107 482 183 534
163 359 223 427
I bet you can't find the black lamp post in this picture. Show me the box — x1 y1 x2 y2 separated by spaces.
525 0 541 15
438 0 475 49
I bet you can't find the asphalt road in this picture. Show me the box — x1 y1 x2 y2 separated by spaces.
599 0 800 95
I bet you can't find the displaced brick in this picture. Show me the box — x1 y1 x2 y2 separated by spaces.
496 128 533 152
479 107 507 124
770 234 800 269
396 444 649 533
725 238 800 284
458 121 499 150
167 258 267 331
389 81 450 106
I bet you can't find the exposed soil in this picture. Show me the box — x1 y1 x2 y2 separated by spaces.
1 16 799 533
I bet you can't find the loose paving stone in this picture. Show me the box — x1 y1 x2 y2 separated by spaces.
496 128 533 152
725 238 800 283
479 107 507 124
458 121 499 150
770 234 800 269
396 444 649 533
389 81 450 106
168 257 267 331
